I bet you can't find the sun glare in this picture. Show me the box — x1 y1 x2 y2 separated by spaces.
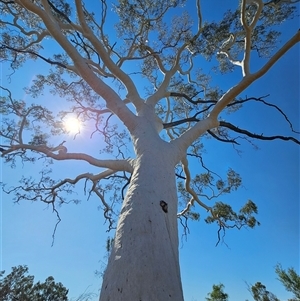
64 117 82 134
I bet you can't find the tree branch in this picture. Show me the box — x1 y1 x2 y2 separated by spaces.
16 0 138 132
177 156 212 216
229 95 300 134
1 44 68 69
220 121 300 144
210 30 300 120
0 143 134 172
169 91 216 105
74 0 144 110
207 130 240 145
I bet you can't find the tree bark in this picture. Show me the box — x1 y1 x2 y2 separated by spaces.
100 124 184 301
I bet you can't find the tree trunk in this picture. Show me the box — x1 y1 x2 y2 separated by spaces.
99 134 184 301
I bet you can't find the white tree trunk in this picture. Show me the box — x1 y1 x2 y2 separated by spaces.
100 120 184 301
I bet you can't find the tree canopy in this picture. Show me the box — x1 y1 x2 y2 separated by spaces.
0 0 299 300
0 265 69 301
1 0 298 243
274 265 300 301
206 283 229 301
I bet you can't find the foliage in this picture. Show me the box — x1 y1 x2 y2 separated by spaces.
0 0 299 239
249 265 300 301
275 264 300 301
250 282 280 301
0 0 299 299
0 265 69 301
208 265 300 301
206 284 229 301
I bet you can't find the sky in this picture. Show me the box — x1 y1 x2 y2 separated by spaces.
0 1 299 301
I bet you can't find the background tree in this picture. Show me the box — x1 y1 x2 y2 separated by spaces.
0 1 299 300
248 265 300 301
205 266 300 301
0 265 69 301
0 265 97 301
275 264 300 301
250 282 280 301
206 284 229 301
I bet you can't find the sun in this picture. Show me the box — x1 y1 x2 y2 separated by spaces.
64 117 82 134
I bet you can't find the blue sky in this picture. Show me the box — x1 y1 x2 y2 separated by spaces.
1 1 299 300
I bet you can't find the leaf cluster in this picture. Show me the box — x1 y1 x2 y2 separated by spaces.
205 199 260 229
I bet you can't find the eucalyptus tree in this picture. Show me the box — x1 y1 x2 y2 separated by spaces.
0 265 96 301
274 265 300 301
0 1 299 300
209 265 300 300
206 284 229 301
250 282 280 301
0 265 69 301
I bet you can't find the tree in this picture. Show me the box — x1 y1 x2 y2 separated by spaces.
207 267 300 300
275 264 300 301
0 265 69 301
250 282 280 301
0 1 299 300
247 265 300 301
206 284 229 301
0 265 97 301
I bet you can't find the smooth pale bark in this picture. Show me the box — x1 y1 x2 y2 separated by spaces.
100 117 184 301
